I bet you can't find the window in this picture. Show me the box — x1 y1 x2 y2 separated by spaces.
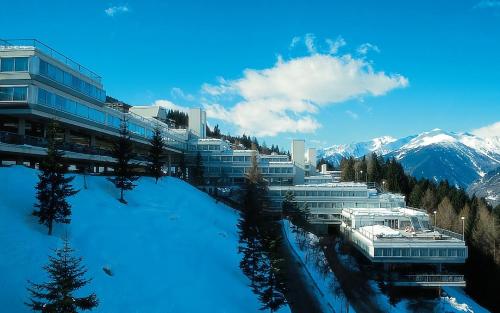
0 57 28 72
38 59 105 101
14 57 28 71
419 248 429 257
0 86 27 101
0 58 14 71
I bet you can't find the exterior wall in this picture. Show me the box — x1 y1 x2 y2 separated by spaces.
188 108 206 139
347 227 467 264
0 43 187 166
268 184 406 214
186 138 294 186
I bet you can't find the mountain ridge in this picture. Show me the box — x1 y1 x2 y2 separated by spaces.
318 128 500 188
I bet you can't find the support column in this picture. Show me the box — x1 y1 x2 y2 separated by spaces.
64 129 71 143
90 134 96 147
17 118 26 136
167 153 172 176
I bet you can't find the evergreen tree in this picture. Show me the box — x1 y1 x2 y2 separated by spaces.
148 125 165 183
108 115 139 204
367 152 382 183
33 121 78 235
340 157 355 181
408 183 424 208
281 190 298 218
243 149 268 216
26 239 98 312
257 230 287 313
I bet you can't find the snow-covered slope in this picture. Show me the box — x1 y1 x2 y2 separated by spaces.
319 129 500 188
467 167 500 207
0 166 283 313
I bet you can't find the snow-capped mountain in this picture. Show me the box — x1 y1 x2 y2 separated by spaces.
320 135 416 165
319 128 500 188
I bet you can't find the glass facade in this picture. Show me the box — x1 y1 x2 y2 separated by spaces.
38 59 105 102
373 247 467 258
0 57 29 72
37 88 152 138
0 86 28 101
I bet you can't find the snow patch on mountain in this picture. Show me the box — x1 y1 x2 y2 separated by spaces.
318 127 500 188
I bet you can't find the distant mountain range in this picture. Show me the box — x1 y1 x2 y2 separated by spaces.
318 128 500 189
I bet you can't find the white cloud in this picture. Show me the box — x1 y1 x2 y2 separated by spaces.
472 121 500 138
475 0 500 8
304 33 316 54
104 5 130 17
204 99 320 137
289 36 301 49
357 43 380 55
345 110 359 120
170 87 195 101
153 99 188 112
202 50 408 136
326 36 346 54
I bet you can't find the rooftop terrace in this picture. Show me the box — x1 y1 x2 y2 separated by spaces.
0 39 102 83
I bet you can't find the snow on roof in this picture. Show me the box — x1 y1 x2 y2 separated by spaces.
291 182 370 188
347 207 427 217
359 225 402 238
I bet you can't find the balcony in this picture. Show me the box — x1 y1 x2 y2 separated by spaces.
391 274 466 287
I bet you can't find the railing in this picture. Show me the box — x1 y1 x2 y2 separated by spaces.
0 39 102 83
397 274 465 284
0 131 147 161
431 226 464 241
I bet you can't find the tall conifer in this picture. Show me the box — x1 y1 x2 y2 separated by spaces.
33 121 78 235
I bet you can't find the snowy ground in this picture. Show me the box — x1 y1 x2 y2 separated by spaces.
0 166 289 313
283 220 356 313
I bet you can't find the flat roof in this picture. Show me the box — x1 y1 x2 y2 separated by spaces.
345 207 427 217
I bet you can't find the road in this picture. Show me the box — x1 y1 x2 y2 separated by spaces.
320 237 386 313
280 227 324 313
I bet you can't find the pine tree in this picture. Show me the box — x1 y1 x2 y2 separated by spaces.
148 125 165 183
257 231 287 313
243 149 268 217
108 115 138 204
33 121 78 235
281 191 298 219
26 238 98 312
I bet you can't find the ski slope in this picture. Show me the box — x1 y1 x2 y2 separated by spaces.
0 165 289 313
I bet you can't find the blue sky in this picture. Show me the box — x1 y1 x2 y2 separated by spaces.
1 0 499 149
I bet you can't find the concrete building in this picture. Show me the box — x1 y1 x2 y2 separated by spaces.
0 39 186 170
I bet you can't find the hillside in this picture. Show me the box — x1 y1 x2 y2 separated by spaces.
467 167 500 207
0 166 284 313
319 129 500 188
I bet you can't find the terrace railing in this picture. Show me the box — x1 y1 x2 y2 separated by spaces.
431 226 464 241
0 39 102 83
